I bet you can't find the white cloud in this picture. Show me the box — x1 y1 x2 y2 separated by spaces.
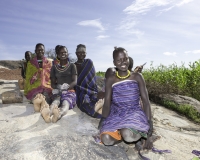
163 52 177 56
118 0 195 35
96 35 110 40
77 19 105 31
117 0 171 36
176 0 194 6
123 0 170 15
124 0 194 16
159 0 194 13
185 50 200 54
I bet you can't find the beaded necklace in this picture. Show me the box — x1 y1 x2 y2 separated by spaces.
55 62 70 72
116 70 130 79
58 63 68 68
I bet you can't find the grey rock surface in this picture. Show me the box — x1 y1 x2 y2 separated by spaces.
0 80 200 160
0 60 21 69
157 94 200 114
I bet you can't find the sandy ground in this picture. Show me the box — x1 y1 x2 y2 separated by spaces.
0 80 200 160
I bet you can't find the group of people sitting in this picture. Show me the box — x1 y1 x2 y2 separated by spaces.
20 43 154 154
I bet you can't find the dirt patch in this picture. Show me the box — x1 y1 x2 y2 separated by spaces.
0 68 21 80
0 61 22 80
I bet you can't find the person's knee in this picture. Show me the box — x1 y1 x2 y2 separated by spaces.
101 134 115 146
121 129 141 142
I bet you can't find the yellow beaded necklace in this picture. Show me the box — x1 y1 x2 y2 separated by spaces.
116 70 131 79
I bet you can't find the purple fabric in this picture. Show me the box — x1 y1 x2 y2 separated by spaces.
138 151 150 160
100 80 149 133
61 91 76 109
152 147 172 154
92 134 101 144
192 150 200 156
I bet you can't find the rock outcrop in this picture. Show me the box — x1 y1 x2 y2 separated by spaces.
150 93 200 115
0 79 200 160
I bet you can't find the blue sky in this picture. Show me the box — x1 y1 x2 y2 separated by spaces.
0 0 200 72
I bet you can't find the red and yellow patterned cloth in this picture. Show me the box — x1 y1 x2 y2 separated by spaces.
24 57 52 100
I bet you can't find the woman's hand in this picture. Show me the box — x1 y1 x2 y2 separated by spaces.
143 120 153 150
61 83 69 90
52 89 59 95
134 65 143 73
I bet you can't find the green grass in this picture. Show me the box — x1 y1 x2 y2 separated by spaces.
142 60 200 123
161 100 200 123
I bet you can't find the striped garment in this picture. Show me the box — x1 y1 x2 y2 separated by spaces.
61 90 76 109
100 80 150 133
75 59 101 118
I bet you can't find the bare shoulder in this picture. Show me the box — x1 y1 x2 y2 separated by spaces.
130 72 144 82
106 73 116 86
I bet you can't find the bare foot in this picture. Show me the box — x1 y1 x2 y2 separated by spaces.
49 104 57 116
40 96 48 106
40 98 51 123
94 99 104 114
32 94 43 112
40 106 51 123
52 106 61 123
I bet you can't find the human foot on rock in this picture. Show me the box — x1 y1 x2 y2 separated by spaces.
40 105 51 123
52 106 61 123
94 99 104 114
40 98 51 123
32 93 43 112
40 96 49 107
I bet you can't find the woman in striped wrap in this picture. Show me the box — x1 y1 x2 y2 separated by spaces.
74 44 101 118
99 47 153 151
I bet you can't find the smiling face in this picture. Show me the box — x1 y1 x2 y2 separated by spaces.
75 45 86 61
113 50 129 72
35 45 45 60
57 47 68 60
76 51 86 61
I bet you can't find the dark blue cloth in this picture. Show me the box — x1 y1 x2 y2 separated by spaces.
75 59 101 118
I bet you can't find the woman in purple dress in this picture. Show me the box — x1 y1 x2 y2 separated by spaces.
99 47 153 151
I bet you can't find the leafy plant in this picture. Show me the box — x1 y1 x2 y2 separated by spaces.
143 60 200 101
96 71 105 77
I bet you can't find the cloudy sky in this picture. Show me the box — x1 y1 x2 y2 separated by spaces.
0 0 199 71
